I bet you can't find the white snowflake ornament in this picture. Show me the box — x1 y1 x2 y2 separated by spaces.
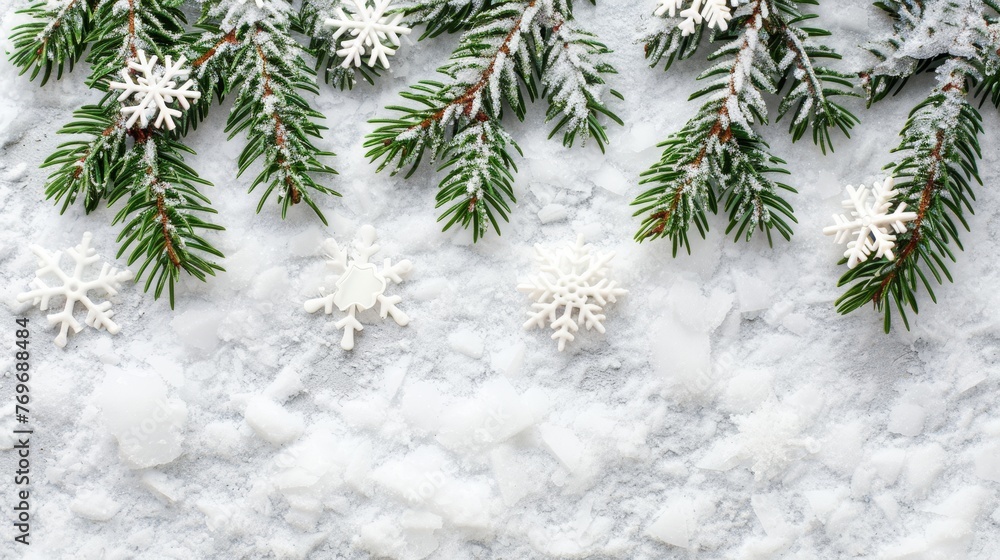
519 235 627 352
17 233 133 348
324 0 411 69
109 49 201 131
823 177 918 269
655 0 739 36
304 225 412 350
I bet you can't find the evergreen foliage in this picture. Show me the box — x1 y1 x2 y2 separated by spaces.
633 0 858 255
365 0 623 241
839 0 1000 331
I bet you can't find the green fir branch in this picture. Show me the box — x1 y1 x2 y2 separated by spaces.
190 0 340 223
399 0 492 38
836 65 982 331
226 23 339 223
41 98 127 213
366 0 621 240
771 0 860 153
9 0 91 85
109 134 224 307
840 1 999 330
634 0 854 251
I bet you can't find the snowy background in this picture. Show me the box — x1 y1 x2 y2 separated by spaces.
1 1 1000 558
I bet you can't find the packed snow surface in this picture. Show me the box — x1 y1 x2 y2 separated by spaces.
1 1 1000 558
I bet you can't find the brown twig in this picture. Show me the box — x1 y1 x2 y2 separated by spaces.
194 29 238 68
643 2 763 238
412 0 538 131
254 29 301 205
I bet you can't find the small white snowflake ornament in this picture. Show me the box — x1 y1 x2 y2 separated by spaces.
325 0 411 69
823 177 918 269
518 235 627 351
304 225 412 350
17 233 133 348
655 0 739 36
109 49 201 131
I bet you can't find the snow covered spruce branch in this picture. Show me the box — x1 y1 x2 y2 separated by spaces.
837 1 1000 331
13 0 225 307
189 0 339 223
633 0 858 254
9 0 90 84
365 0 622 241
302 0 496 90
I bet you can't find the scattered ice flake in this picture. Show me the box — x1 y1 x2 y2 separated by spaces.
696 438 742 472
668 278 733 332
448 327 484 358
592 163 629 195
108 50 201 130
888 402 926 437
537 203 568 224
345 440 374 494
924 486 989 523
356 516 406 558
957 371 988 394
371 446 493 528
70 490 121 521
751 494 791 537
269 530 330 560
539 422 585 472
873 492 901 524
304 225 412 350
264 367 305 403
519 235 627 351
270 432 351 529
529 496 615 557
324 0 411 68
490 340 526 378
804 488 848 525
974 444 1000 482
490 444 548 506
870 448 907 484
904 443 947 494
244 396 304 445
732 271 772 315
142 471 184 504
649 315 712 398
17 232 133 347
401 381 445 433
1 161 28 182
720 369 772 413
437 377 538 451
170 307 224 352
824 177 918 268
645 497 692 549
96 368 187 469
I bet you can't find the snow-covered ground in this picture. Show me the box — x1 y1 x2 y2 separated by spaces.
1 1 1000 558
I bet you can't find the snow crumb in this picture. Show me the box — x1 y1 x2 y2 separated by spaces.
96 369 187 469
244 395 304 445
70 491 121 521
888 402 926 437
448 328 484 358
539 422 585 472
645 497 692 549
538 203 568 224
